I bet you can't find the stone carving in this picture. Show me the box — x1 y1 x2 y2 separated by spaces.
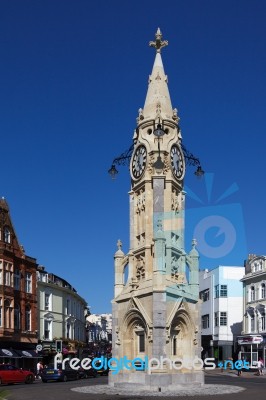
136 108 144 124
171 189 181 212
156 101 161 119
129 277 139 291
166 327 170 343
171 255 185 283
163 154 170 173
149 28 168 53
136 190 145 214
172 108 179 122
148 327 153 343
136 255 145 280
115 327 121 345
138 108 144 120
147 154 155 173
171 255 179 279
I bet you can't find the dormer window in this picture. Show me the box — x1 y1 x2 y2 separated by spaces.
4 227 11 243
252 260 263 273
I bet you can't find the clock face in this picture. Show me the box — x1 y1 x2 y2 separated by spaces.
170 144 185 180
131 145 147 179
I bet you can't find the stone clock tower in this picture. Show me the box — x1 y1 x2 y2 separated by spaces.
110 29 204 390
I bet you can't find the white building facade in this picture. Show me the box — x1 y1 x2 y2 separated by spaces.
199 266 245 361
86 313 112 344
37 267 87 354
240 254 266 366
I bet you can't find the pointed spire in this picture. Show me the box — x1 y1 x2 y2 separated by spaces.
189 239 199 257
115 239 125 257
142 29 173 122
0 196 9 211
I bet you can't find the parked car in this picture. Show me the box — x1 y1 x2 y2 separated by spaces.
93 359 109 376
78 365 97 379
41 363 79 383
0 364 34 385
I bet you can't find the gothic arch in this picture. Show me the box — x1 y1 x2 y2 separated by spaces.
169 308 195 360
121 308 148 360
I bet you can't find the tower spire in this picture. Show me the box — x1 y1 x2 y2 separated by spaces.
142 29 173 121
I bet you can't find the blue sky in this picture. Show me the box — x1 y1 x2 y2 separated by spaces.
1 0 266 313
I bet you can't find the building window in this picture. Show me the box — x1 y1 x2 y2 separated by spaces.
44 293 51 311
214 285 228 298
220 312 227 326
261 315 265 331
215 311 227 326
214 312 219 327
261 283 266 299
25 272 32 293
220 285 228 297
44 319 51 340
4 270 11 286
173 336 177 356
66 322 71 339
4 262 13 287
14 304 20 330
38 272 48 282
250 286 255 301
202 314 209 329
66 299 70 315
138 332 145 353
0 298 2 327
14 269 20 290
4 227 11 243
250 314 255 332
253 261 262 272
4 299 12 329
25 305 31 331
0 260 2 284
200 289 209 302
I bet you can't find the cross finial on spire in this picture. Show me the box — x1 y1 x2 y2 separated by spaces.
117 239 123 250
191 238 197 249
149 28 168 53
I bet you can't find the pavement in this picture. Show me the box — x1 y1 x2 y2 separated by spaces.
71 369 266 397
205 367 266 379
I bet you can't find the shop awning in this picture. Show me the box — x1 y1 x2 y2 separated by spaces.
15 350 41 358
0 349 21 358
237 335 263 345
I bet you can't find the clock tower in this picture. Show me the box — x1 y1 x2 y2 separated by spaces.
110 29 204 390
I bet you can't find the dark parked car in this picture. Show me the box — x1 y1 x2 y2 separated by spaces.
41 363 79 383
0 364 34 385
78 365 97 379
93 359 109 376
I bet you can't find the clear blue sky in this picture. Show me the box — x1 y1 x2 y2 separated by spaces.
1 0 266 313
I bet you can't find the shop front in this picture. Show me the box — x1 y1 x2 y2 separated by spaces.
0 347 42 374
237 334 266 368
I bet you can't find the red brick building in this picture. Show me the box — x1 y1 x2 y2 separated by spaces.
0 197 39 369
